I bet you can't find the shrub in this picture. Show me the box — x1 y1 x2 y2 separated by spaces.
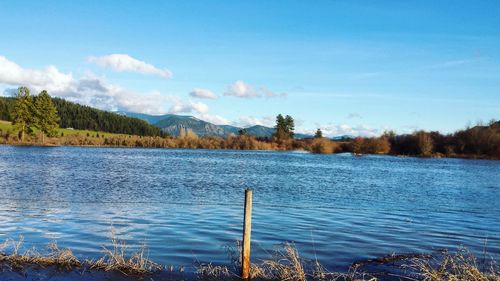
310 138 338 154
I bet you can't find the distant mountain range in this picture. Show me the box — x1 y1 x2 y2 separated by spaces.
119 112 312 139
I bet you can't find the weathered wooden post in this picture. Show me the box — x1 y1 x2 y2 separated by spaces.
241 188 253 280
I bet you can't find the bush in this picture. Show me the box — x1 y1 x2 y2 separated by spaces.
310 138 338 154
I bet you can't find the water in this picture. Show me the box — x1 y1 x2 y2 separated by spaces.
0 146 499 273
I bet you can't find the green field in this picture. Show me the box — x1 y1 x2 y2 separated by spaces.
0 120 126 138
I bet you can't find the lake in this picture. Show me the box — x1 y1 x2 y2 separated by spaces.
0 146 499 274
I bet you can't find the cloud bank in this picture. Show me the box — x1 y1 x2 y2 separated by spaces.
88 54 172 79
319 124 382 137
0 56 197 115
234 116 275 128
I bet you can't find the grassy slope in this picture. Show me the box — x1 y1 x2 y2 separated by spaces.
0 120 126 138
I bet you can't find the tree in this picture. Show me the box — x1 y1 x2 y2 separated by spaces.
274 114 287 140
314 128 323 138
274 114 295 140
285 115 295 139
12 87 36 141
34 90 60 142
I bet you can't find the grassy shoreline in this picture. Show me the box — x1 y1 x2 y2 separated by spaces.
0 235 498 281
1 120 499 160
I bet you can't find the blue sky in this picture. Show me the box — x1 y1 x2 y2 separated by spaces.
0 1 499 136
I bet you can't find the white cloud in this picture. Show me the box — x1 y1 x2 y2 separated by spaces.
189 101 209 114
169 100 209 114
0 56 74 93
189 88 217 99
0 55 185 115
224 80 259 98
88 54 172 79
235 115 275 128
317 124 383 137
197 114 231 125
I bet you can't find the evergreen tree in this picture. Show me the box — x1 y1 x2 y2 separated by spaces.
314 128 323 138
274 114 288 140
34 90 60 141
285 115 295 138
274 114 295 140
12 87 36 141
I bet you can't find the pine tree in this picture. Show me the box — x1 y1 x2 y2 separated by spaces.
285 115 295 138
314 128 323 138
274 114 287 140
274 114 295 140
34 90 60 142
12 87 36 142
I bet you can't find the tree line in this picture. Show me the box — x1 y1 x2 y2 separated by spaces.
0 88 163 138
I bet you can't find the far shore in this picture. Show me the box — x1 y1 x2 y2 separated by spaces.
0 141 498 161
2 119 499 160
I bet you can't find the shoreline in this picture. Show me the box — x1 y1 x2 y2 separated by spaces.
0 142 498 161
0 236 497 281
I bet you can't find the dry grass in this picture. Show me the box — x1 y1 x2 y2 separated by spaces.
0 233 161 277
0 236 80 271
250 242 307 280
196 243 498 281
196 242 378 281
88 230 162 275
407 248 499 281
1 236 498 281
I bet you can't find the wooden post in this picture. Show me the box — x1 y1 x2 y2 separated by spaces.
241 188 253 280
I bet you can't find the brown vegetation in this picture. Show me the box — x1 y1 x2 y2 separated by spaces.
1 235 498 281
408 248 499 281
0 234 163 276
1 120 499 159
310 138 340 154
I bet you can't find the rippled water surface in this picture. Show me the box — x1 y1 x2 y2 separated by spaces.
0 146 499 272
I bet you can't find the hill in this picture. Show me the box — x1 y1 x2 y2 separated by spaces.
154 115 229 137
0 96 162 136
120 112 312 139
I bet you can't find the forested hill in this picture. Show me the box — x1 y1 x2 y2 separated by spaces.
0 96 162 136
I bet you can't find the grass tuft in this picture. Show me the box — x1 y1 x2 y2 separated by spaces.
88 230 162 275
0 237 80 271
408 248 499 281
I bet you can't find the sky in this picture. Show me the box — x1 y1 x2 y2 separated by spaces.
0 1 499 137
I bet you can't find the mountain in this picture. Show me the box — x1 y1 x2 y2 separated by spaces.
245 125 275 138
331 135 355 141
154 115 230 137
120 112 313 139
117 112 173 125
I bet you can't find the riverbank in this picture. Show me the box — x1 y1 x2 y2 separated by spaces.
0 140 498 161
1 119 499 159
1 236 497 281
